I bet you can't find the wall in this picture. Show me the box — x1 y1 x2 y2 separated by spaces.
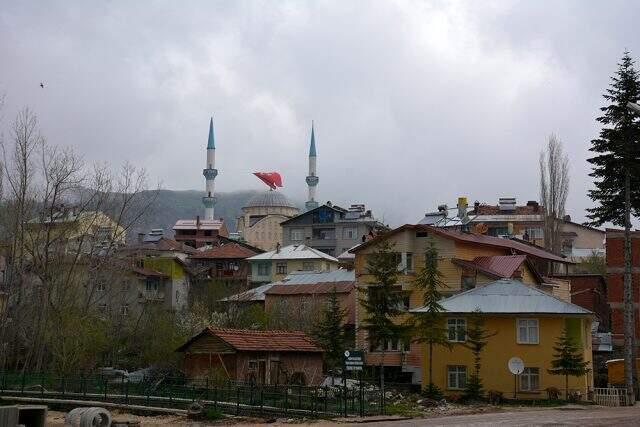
605 229 640 347
250 258 340 283
144 257 189 311
425 316 593 398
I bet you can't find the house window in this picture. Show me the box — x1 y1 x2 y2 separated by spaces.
447 318 466 342
406 253 413 272
343 227 357 239
517 319 539 344
524 227 543 239
276 262 287 275
447 366 467 389
257 263 270 276
97 283 106 292
121 304 129 316
302 261 315 271
415 231 428 238
488 226 509 236
461 274 476 290
98 303 107 314
291 229 304 241
520 367 540 391
146 278 159 292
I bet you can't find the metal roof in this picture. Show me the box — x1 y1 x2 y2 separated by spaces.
248 244 338 262
220 269 354 302
207 117 215 149
411 279 592 315
245 191 297 208
173 219 224 230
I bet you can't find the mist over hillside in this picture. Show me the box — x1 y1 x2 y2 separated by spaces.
129 189 303 238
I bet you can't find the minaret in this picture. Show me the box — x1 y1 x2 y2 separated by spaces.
202 117 218 220
305 122 319 212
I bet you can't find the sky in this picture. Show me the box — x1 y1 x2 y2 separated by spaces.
0 1 638 227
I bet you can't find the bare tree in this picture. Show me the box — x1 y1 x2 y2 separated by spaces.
539 134 570 256
0 108 159 373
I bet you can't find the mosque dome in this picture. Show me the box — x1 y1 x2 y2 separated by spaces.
246 191 297 209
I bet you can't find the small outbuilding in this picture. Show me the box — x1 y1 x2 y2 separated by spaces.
177 327 324 386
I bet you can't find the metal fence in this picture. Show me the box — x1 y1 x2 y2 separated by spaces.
0 372 384 418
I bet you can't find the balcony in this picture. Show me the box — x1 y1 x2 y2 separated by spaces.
309 238 336 248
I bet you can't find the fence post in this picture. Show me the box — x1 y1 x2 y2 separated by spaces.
104 378 108 401
146 382 150 407
284 386 288 415
125 377 129 405
205 378 209 402
260 387 264 416
214 386 218 411
61 376 65 398
324 386 328 413
41 372 44 398
236 386 240 415
20 371 25 395
192 383 196 402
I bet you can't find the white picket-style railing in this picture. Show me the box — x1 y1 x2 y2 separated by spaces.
593 387 628 407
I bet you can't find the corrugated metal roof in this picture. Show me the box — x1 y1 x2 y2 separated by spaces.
265 282 354 295
248 244 338 262
220 269 355 302
173 219 224 230
473 255 527 277
411 279 592 315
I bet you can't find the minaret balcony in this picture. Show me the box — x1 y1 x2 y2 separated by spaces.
202 196 217 208
203 168 218 180
305 200 319 211
306 175 319 186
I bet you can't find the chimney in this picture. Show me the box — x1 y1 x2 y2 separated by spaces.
326 201 332 207
474 201 480 214
512 269 523 280
276 242 281 253
526 200 540 213
196 215 200 229
563 215 571 222
137 233 145 244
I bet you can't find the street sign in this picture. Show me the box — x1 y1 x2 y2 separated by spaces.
344 350 364 371
508 357 524 375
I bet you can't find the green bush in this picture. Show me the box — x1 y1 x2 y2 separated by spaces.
205 407 224 420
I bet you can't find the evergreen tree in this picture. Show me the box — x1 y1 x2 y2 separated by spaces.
548 328 590 400
360 241 408 409
586 51 640 402
412 240 450 398
312 288 347 376
462 309 495 400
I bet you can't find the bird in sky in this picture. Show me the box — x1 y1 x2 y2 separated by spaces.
40 82 44 88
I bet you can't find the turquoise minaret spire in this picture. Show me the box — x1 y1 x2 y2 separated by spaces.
202 116 218 220
207 117 215 149
305 121 319 212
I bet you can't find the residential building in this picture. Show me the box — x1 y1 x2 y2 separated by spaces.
27 207 126 254
188 241 262 289
412 279 593 398
550 274 610 332
605 228 640 349
352 224 573 384
173 217 229 249
173 117 229 248
281 203 386 257
236 191 299 251
419 197 605 266
177 327 324 385
247 244 340 284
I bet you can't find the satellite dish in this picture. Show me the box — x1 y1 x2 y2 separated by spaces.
508 357 524 375
475 223 488 234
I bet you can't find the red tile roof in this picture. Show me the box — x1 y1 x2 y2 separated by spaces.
473 255 527 278
123 237 198 254
190 243 260 260
177 328 322 353
264 282 355 295
474 204 541 215
131 266 168 277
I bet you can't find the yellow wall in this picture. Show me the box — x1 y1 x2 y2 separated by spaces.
425 315 593 398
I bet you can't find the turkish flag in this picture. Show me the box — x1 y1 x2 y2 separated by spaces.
253 172 283 189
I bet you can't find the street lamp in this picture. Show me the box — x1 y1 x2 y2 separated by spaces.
627 101 640 114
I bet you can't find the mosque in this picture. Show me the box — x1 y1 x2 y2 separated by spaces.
173 118 319 251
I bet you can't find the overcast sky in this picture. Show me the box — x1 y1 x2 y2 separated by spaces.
1 1 638 226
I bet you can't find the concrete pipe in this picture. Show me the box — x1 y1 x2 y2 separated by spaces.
65 407 112 427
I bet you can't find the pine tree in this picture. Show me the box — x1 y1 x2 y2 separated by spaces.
360 241 408 410
312 288 347 377
462 309 495 400
412 240 450 398
547 327 590 400
586 51 640 402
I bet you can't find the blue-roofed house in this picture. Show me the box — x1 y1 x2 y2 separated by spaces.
411 278 593 399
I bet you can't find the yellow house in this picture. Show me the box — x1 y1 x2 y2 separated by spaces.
352 224 574 384
412 279 593 398
247 244 340 284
